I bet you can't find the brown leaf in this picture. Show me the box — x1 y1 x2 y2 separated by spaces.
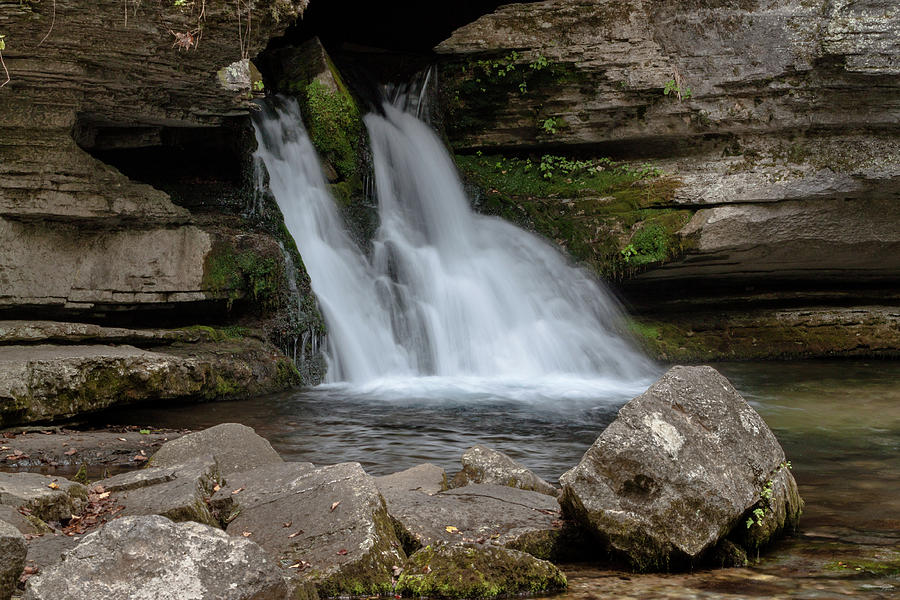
47 482 60 490
64 448 77 456
337 549 348 556
241 531 252 537
330 501 341 512
212 484 221 493
132 454 148 462
19 565 39 583
117 437 127 442
231 486 245 495
5 452 27 461
282 521 292 528
288 529 304 538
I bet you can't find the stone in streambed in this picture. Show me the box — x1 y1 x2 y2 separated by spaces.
0 472 87 522
381 481 566 561
451 445 558 497
0 519 26 600
208 461 316 523
149 422 282 475
396 543 567 599
224 462 404 598
559 365 802 570
23 515 290 600
376 463 448 496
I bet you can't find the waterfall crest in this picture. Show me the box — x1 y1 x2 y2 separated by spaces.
252 96 654 392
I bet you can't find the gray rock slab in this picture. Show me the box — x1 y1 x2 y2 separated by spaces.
209 461 316 523
381 482 564 560
560 365 800 570
376 463 447 496
23 515 290 600
225 462 404 597
24 534 79 574
0 506 50 535
451 445 558 497
150 423 283 475
0 519 26 600
0 473 87 522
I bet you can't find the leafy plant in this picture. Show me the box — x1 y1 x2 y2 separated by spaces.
540 117 558 135
0 34 9 89
663 78 692 100
252 79 265 92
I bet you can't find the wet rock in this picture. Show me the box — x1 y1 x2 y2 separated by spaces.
224 462 404 597
209 461 316 523
451 445 558 497
0 519 26 600
376 463 448 496
150 423 283 475
0 472 87 522
0 506 50 535
111 457 222 527
560 365 801 570
23 515 290 600
731 465 803 551
397 543 567 599
382 482 564 561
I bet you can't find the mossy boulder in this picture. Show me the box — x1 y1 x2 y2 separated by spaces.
451 445 557 497
396 543 567 599
560 366 801 571
0 472 87 523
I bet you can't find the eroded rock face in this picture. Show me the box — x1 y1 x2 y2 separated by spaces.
397 544 567 599
0 473 87 523
223 462 405 597
451 445 558 497
23 515 290 600
0 519 26 600
559 365 801 570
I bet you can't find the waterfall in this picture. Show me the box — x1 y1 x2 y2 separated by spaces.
252 95 654 394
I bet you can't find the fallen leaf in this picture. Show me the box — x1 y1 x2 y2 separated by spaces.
422 565 431 574
288 560 311 570
330 501 341 512
392 565 403 576
231 486 245 495
212 484 221 493
98 492 110 500
47 482 60 490
140 449 146 455
19 565 39 584
117 437 127 442
288 529 304 538
132 454 148 462
282 521 292 528
64 448 77 456
0 446 9 451
242 531 252 537
337 549 348 555
445 526 458 533
5 452 27 461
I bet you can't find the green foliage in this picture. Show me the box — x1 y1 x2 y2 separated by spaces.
203 243 285 311
303 80 361 181
173 0 187 6
622 224 669 266
540 117 559 135
0 34 6 51
252 79 265 92
663 79 692 100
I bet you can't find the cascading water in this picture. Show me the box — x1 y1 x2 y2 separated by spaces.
252 94 656 400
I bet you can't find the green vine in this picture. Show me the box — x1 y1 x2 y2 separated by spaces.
0 34 9 88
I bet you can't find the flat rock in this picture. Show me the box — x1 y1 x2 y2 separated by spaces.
452 445 558 497
382 482 564 561
150 423 283 475
0 506 51 535
24 533 79 573
0 472 87 522
209 461 316 522
376 463 447 496
111 457 222 527
224 462 404 597
23 515 290 600
560 365 802 570
397 543 567 599
0 519 26 600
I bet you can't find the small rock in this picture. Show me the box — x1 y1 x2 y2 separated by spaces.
376 463 448 496
560 365 802 570
149 423 282 475
23 515 290 600
0 519 26 600
224 462 404 597
0 472 87 522
451 445 558 497
396 543 567 599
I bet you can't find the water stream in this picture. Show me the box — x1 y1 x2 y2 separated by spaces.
252 96 653 397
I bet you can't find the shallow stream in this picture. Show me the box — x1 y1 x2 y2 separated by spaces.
98 359 900 598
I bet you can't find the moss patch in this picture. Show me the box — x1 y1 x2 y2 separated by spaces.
202 239 286 311
303 79 361 181
397 544 567 599
457 153 691 279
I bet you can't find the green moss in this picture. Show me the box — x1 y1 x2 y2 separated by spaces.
202 240 286 311
397 544 567 599
824 557 900 577
274 358 302 388
303 79 361 181
456 153 691 280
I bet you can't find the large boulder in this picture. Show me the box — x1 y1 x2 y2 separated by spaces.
149 423 283 475
222 462 405 597
381 482 565 561
0 473 87 522
396 544 567 599
23 515 290 600
0 519 26 600
451 445 558 497
559 365 801 570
